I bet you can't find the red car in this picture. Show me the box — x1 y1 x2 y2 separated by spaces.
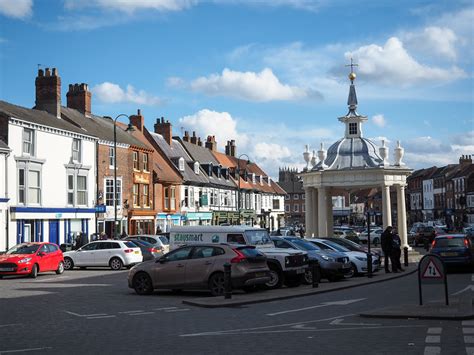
0 242 65 278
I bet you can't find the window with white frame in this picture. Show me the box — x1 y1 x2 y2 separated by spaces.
18 167 41 205
105 178 122 207
170 186 176 210
179 157 185 172
72 139 81 162
18 169 26 204
183 187 189 207
67 174 74 205
143 153 149 172
194 162 200 174
349 122 357 135
143 184 149 206
22 128 35 156
285 205 290 212
164 187 170 209
133 184 139 206
109 147 115 167
76 176 87 205
302 204 306 212
293 194 299 200
294 204 299 212
133 151 139 170
285 195 290 200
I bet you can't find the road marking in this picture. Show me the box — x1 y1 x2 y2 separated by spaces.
427 328 442 334
165 309 190 313
464 321 474 326
464 328 474 334
423 346 441 355
465 336 474 343
152 307 178 311
0 347 52 354
65 311 107 317
119 310 144 314
452 285 474 296
425 336 440 343
86 315 116 319
128 312 155 316
266 298 366 316
0 324 21 328
329 318 379 326
466 347 474 355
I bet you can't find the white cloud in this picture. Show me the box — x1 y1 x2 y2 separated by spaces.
403 26 458 60
253 142 292 160
372 114 386 128
346 37 466 85
166 76 185 88
64 0 196 13
179 109 249 149
0 0 32 19
92 82 162 106
190 68 317 102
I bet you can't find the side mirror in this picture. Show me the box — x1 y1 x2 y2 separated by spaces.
157 257 166 264
38 252 45 257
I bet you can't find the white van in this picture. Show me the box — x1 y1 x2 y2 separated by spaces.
169 226 308 289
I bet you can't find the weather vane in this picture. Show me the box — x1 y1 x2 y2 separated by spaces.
345 57 358 83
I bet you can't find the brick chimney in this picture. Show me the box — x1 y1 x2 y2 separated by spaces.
205 135 217 151
66 83 91 117
225 140 236 157
197 137 202 147
130 109 144 132
154 117 172 145
35 67 61 118
183 131 190 142
459 154 473 165
190 131 198 145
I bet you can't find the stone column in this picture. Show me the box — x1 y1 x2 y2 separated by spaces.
304 187 313 236
382 185 392 229
326 189 334 237
318 187 327 237
396 184 410 249
311 188 319 237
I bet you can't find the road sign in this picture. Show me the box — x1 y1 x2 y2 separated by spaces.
418 254 448 306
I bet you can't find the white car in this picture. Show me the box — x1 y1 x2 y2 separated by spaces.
125 235 170 254
63 240 142 270
358 228 383 246
307 238 380 276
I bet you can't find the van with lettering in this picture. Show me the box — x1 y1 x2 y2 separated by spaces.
169 226 308 289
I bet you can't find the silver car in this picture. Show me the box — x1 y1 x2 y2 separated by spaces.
128 244 270 296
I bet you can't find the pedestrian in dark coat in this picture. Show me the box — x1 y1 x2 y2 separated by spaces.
391 230 404 272
381 226 393 273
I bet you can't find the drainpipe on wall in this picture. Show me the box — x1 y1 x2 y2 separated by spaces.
4 149 10 251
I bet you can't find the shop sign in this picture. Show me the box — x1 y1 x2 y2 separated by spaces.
134 172 150 184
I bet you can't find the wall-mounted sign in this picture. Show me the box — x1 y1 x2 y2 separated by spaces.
134 172 150 184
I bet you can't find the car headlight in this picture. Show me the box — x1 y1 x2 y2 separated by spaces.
18 257 32 264
321 255 335 262
285 257 290 265
355 256 367 261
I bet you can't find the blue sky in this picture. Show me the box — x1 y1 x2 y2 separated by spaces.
0 0 473 178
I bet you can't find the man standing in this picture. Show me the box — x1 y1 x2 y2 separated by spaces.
391 228 404 272
381 226 393 273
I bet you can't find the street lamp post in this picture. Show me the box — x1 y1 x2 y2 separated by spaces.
236 154 251 225
104 114 135 240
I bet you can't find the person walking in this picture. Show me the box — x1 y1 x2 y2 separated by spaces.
391 229 404 272
381 226 393 273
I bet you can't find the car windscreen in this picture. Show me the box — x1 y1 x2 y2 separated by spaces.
328 238 358 251
124 241 138 248
322 240 349 252
288 239 319 251
159 236 169 245
435 238 466 248
7 244 41 255
245 230 273 246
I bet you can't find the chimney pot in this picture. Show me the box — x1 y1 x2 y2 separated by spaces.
38 69 44 77
137 109 141 115
52 68 58 76
45 68 51 77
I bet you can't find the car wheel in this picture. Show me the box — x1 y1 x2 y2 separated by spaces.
109 257 123 271
56 261 64 275
133 272 153 295
208 272 225 296
29 264 38 278
373 238 380 246
284 275 303 287
344 263 357 278
265 264 283 289
64 257 74 270
303 269 313 285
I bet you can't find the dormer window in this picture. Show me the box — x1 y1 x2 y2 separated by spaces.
208 163 213 177
252 173 256 184
178 157 185 172
194 161 200 174
349 122 357 135
217 166 221 178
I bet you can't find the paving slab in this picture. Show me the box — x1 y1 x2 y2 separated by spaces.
360 294 474 320
183 264 417 308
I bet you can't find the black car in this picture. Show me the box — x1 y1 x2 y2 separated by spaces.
430 234 474 269
127 240 156 261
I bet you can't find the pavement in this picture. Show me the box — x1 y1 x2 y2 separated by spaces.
183 263 419 308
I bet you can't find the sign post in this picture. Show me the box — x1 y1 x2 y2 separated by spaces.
418 254 448 306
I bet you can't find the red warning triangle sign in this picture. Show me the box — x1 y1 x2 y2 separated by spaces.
422 260 443 279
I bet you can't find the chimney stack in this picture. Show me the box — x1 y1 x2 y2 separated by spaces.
225 140 236 157
197 137 202 146
154 116 172 145
190 131 198 145
459 154 473 165
205 135 217 151
183 131 190 142
66 82 92 117
130 109 144 132
35 67 61 118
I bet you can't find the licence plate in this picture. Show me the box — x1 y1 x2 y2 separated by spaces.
441 252 457 257
0 267 13 271
134 251 140 254
296 269 305 274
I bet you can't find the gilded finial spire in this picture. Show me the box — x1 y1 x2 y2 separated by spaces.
345 57 358 83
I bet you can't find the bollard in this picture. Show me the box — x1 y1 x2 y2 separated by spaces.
311 259 321 288
403 246 409 267
223 262 232 299
367 253 373 278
